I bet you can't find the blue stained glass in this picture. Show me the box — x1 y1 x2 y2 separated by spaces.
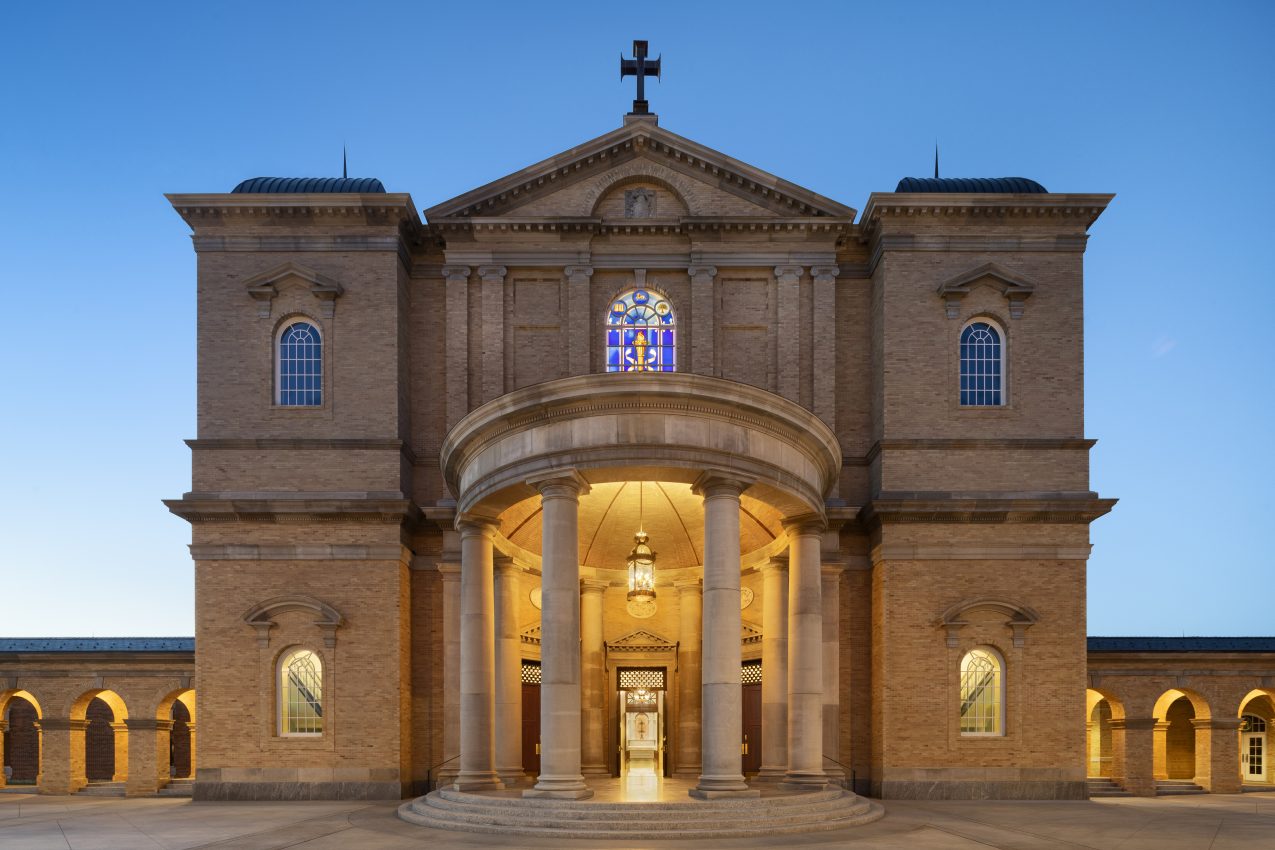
605 288 676 373
633 290 649 303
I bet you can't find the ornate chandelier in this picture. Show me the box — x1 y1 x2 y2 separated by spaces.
626 482 657 602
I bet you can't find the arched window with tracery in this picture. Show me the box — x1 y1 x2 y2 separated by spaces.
277 321 322 406
959 320 1003 406
605 288 675 372
279 648 323 735
959 647 1004 736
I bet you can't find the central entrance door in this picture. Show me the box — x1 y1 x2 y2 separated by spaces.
1242 715 1267 783
741 660 762 775
617 667 666 777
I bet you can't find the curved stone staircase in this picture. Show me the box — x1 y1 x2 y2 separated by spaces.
399 786 884 839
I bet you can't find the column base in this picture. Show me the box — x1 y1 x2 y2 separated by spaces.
581 765 612 777
753 766 788 783
453 771 504 792
496 769 527 787
524 775 592 799
780 771 829 791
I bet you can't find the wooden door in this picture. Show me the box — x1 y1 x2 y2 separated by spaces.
741 682 762 775
521 682 541 776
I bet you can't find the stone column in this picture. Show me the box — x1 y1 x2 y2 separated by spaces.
0 719 7 788
566 266 594 375
110 721 129 783
478 265 507 403
36 718 87 794
689 266 717 376
1195 717 1243 793
442 266 471 430
675 578 703 777
438 560 462 786
494 557 525 786
785 520 827 789
821 564 844 780
774 266 802 403
186 723 197 779
455 518 503 790
810 266 840 426
1113 717 1158 796
1152 720 1171 780
525 470 592 799
124 718 171 796
691 473 759 799
756 557 789 781
580 578 609 776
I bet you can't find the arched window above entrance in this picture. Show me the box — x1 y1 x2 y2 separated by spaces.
279 648 323 736
959 646 1004 736
605 289 675 372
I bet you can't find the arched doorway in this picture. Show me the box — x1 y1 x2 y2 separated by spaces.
1088 697 1114 778
71 689 128 790
84 698 117 781
1152 688 1210 791
1239 690 1275 787
2 692 41 786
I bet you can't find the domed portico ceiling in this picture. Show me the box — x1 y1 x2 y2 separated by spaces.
498 481 783 572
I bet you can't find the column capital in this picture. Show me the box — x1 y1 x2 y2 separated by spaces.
527 468 591 499
564 265 594 280
782 514 827 537
456 515 501 538
1110 716 1159 732
494 556 525 576
36 718 89 732
759 555 789 575
692 469 754 499
477 265 508 282
580 578 610 594
125 718 174 733
437 562 462 580
1193 717 1243 731
674 578 703 593
810 265 840 283
442 265 471 283
688 265 717 282
773 265 803 282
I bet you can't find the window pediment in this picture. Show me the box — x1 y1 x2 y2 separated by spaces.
938 597 1039 648
243 595 343 649
937 262 1036 319
244 262 344 319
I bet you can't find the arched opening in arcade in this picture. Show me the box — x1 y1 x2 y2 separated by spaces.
159 688 196 781
1 690 42 787
71 689 128 789
1239 689 1275 787
1153 688 1210 786
1085 689 1121 779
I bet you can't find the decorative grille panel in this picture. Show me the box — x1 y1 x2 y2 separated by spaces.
618 667 666 690
521 662 541 684
741 661 762 684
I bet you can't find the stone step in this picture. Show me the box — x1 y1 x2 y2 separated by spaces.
158 780 194 797
400 789 885 838
1155 780 1206 796
78 782 126 797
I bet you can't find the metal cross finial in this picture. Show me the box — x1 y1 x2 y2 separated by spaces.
620 39 661 115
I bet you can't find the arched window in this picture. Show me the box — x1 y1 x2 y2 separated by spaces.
277 321 322 406
605 289 675 372
960 321 1003 406
959 647 1004 736
279 648 323 735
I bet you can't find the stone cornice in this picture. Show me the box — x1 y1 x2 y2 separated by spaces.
862 493 1116 525
167 193 422 231
864 438 1096 464
185 438 417 465
164 495 417 525
423 122 856 221
858 193 1114 240
428 216 852 237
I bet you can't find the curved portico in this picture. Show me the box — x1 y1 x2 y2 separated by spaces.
439 373 842 801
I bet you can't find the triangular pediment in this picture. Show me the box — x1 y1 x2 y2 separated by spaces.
606 629 677 652
424 120 856 223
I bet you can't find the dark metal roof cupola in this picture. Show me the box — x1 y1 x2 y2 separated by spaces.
231 176 386 194
894 176 1048 194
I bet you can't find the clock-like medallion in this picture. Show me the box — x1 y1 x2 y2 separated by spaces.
626 598 657 619
741 587 755 610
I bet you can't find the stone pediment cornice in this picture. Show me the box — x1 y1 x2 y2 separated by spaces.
428 216 853 238
858 193 1114 240
423 122 857 222
166 193 422 232
606 629 677 653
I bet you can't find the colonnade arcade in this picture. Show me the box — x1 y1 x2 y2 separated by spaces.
439 373 843 799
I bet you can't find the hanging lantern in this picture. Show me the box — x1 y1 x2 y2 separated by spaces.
626 529 657 602
626 482 657 602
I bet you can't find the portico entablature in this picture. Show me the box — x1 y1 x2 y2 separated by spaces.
440 373 841 522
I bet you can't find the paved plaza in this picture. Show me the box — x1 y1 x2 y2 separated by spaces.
2 790 1274 849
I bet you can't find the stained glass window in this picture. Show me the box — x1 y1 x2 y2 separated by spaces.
278 321 322 406
280 649 323 735
959 647 1003 736
960 321 1003 406
605 289 675 372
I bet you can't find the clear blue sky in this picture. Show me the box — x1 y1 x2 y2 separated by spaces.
1 2 1271 636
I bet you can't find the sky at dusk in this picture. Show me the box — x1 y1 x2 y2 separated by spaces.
1 1 1271 636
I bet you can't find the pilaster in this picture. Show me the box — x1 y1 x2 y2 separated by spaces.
774 266 802 402
674 578 703 777
810 266 839 427
580 578 610 776
1111 717 1158 796
1194 717 1243 793
124 718 173 797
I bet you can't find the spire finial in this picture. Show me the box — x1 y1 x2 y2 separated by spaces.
343 146 348 179
934 143 940 179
